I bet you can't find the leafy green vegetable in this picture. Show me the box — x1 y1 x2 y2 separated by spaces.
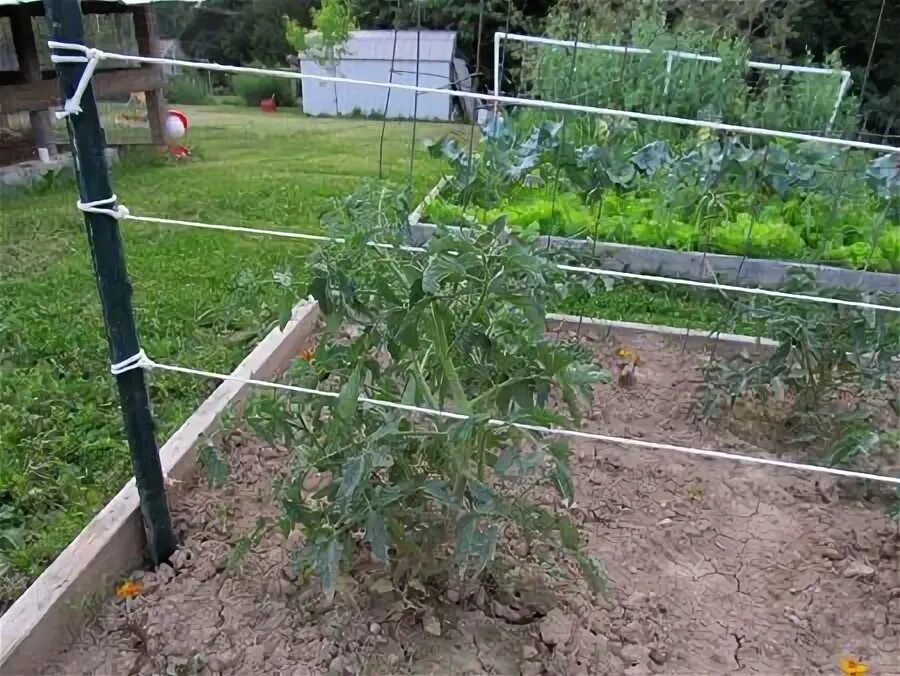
710 214 806 258
424 116 900 273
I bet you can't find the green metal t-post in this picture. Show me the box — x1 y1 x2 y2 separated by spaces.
44 0 176 564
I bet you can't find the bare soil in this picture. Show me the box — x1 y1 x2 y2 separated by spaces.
46 330 900 675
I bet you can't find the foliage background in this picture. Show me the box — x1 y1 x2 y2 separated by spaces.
154 0 899 137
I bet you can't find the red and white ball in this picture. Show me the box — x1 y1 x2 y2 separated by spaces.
165 109 189 141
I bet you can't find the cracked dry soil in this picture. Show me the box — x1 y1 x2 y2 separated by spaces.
46 331 899 675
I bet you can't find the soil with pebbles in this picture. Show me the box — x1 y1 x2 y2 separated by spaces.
45 330 899 675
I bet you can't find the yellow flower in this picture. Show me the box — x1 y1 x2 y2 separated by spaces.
300 347 315 362
839 655 869 675
116 580 143 600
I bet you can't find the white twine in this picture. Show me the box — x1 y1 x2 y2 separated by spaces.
46 40 900 154
49 39 900 315
49 44 102 119
109 349 149 375
77 195 130 220
121 214 426 253
108 351 900 486
111 210 899 313
556 264 900 313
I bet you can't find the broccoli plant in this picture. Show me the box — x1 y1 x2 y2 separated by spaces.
702 272 900 470
428 117 563 208
254 183 609 601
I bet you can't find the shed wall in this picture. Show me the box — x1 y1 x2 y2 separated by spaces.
300 59 452 120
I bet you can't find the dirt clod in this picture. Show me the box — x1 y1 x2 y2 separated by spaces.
620 643 648 666
423 614 442 637
648 647 668 665
843 560 877 580
540 608 573 647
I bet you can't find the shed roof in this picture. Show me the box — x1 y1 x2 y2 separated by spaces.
300 30 457 63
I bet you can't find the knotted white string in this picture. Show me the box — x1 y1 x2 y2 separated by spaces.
109 349 150 375
76 195 130 220
48 42 104 119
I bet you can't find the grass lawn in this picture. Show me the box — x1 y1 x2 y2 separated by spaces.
0 105 748 610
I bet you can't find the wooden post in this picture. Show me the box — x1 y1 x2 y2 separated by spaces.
11 6 57 157
133 5 166 145
43 0 177 565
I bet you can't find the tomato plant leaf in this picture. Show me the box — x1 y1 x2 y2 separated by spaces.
336 365 362 420
337 454 369 506
199 445 229 488
557 515 580 549
401 376 417 406
553 460 575 504
423 479 455 507
365 511 390 563
574 551 607 593
468 479 501 515
314 537 344 602
455 513 478 563
494 446 543 478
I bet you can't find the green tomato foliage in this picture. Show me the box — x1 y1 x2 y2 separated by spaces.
250 182 610 601
702 271 899 476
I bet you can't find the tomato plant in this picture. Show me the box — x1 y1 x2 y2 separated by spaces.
702 271 900 471
255 184 609 601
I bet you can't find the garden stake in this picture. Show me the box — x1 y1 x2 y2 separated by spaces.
43 0 177 565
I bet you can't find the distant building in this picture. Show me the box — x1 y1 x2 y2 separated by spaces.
298 30 469 121
157 39 186 76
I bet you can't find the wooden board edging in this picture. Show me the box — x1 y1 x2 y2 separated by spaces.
0 300 320 676
546 312 777 355
407 176 449 227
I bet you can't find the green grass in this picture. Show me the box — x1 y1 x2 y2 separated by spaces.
0 107 449 607
0 104 751 609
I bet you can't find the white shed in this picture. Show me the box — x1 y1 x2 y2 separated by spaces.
299 30 460 120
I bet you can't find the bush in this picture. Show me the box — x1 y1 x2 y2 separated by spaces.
232 71 296 107
164 72 213 105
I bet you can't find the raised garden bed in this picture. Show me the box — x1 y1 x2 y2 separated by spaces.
411 178 900 295
0 300 320 675
4 311 896 675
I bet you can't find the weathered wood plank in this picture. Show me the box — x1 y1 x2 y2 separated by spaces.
0 66 164 114
132 5 165 145
9 5 56 154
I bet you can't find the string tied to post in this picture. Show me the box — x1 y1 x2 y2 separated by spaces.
48 41 105 119
109 349 152 376
77 195 130 220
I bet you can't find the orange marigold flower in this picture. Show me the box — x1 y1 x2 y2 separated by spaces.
615 347 641 367
116 580 143 599
300 348 315 362
839 655 869 675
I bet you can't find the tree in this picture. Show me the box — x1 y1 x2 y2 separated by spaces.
152 3 194 40
178 0 313 66
788 0 900 137
348 0 556 90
